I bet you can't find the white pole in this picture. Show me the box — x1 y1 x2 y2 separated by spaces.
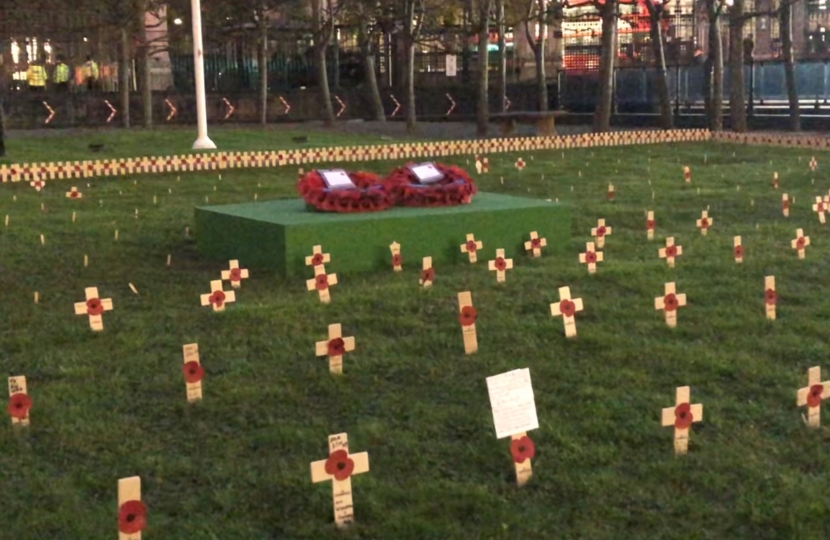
191 0 216 150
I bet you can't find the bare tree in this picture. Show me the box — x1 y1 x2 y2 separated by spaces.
702 0 724 130
644 0 673 129
401 0 426 133
474 0 492 136
311 0 337 125
779 0 800 130
593 0 617 132
728 0 746 132
524 0 549 112
496 0 507 111
341 0 386 121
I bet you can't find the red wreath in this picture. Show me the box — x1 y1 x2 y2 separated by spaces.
297 170 394 213
385 163 477 208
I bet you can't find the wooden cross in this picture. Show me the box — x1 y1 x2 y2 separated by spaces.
30 179 45 192
579 242 603 274
419 257 434 288
550 286 583 338
515 158 526 171
764 276 777 320
772 171 779 189
607 183 615 201
661 386 703 455
74 287 113 331
305 245 331 268
590 219 611 248
696 210 712 235
782 193 790 217
389 242 402 272
221 260 249 288
8 376 31 427
683 166 691 183
791 229 810 259
481 156 489 173
200 280 236 312
733 236 744 263
310 433 370 528
182 343 203 402
658 237 682 268
654 282 686 328
813 197 826 224
315 323 355 375
66 186 82 199
524 231 546 257
458 291 478 354
797 366 830 428
460 233 483 263
646 211 655 240
810 156 818 172
117 476 146 540
475 157 483 174
488 249 513 282
307 266 337 304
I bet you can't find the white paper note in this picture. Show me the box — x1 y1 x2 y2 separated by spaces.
320 170 356 190
486 368 539 439
410 163 444 184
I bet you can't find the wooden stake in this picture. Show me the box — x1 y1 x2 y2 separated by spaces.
315 323 355 375
646 211 655 240
488 249 514 282
661 386 703 455
182 343 204 402
797 366 830 428
8 376 31 427
655 282 686 328
389 242 402 272
607 183 615 201
550 286 584 338
34 292 38 304
764 276 777 320
782 193 790 217
733 236 743 263
419 257 434 289
458 291 478 354
310 433 370 528
117 476 145 540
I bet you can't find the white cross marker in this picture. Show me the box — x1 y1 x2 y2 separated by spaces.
654 282 686 328
524 231 546 257
591 219 612 248
74 287 113 331
306 266 337 304
310 433 370 528
578 242 603 274
315 323 355 375
661 386 703 455
696 210 712 235
658 237 682 268
550 286 584 338
460 233 483 263
791 229 810 259
488 249 514 282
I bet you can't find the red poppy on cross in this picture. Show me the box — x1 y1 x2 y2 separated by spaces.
182 343 204 402
117 476 146 539
389 242 402 272
458 291 478 354
733 236 744 263
813 197 826 224
30 179 45 192
200 280 236 312
658 237 682 268
646 211 655 240
764 276 777 320
550 286 584 338
488 249 514 282
810 156 818 172
221 259 249 288
306 265 337 304
315 323 355 375
797 366 830 428
515 158 526 171
310 433 370 528
510 432 535 487
419 257 434 288
791 229 810 259
74 286 113 331
460 233 483 263
772 171 779 189
683 166 691 183
654 282 686 328
524 231 547 257
579 242 603 274
65 186 82 199
7 376 31 427
305 245 331 268
782 194 790 217
661 386 703 455
591 219 611 248
607 183 615 201
696 210 713 235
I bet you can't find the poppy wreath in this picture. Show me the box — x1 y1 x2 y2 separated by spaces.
384 163 478 208
297 170 394 213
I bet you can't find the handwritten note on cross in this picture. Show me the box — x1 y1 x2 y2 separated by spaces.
221 260 249 288
8 376 31 427
74 287 113 331
305 245 331 268
646 211 655 240
655 282 686 328
182 344 204 402
307 266 337 304
486 368 539 487
791 229 810 259
797 366 830 428
550 286 583 338
419 257 434 289
591 219 611 248
658 237 682 268
764 276 777 320
310 433 370 528
460 234 483 263
389 242 402 272
733 236 744 263
696 210 712 235
579 242 603 274
458 291 478 354
315 324 355 375
200 280 235 312
488 249 513 282
524 231 546 257
661 386 703 455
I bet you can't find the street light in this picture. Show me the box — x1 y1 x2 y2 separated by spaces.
190 0 216 150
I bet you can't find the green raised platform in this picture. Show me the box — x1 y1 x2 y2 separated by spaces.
195 192 570 276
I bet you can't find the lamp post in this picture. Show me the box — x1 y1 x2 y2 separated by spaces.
190 0 216 150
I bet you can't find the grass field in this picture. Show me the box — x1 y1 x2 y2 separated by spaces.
3 140 830 539
0 126 395 164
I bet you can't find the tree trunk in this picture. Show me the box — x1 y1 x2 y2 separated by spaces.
476 0 491 137
535 35 548 111
119 28 131 128
0 99 5 157
259 23 269 126
649 11 673 129
780 1 800 131
311 0 335 125
405 41 417 133
496 0 506 111
594 0 617 132
728 0 746 132
707 0 723 131
363 52 386 121
136 2 152 128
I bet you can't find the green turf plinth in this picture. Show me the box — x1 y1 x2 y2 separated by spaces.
195 192 570 276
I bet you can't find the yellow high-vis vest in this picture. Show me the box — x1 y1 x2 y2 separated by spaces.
27 65 47 87
54 63 70 83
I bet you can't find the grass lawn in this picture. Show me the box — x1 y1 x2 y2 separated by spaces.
0 125 395 165
3 140 830 539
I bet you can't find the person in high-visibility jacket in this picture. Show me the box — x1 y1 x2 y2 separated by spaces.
83 54 99 91
27 60 47 92
53 55 71 92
